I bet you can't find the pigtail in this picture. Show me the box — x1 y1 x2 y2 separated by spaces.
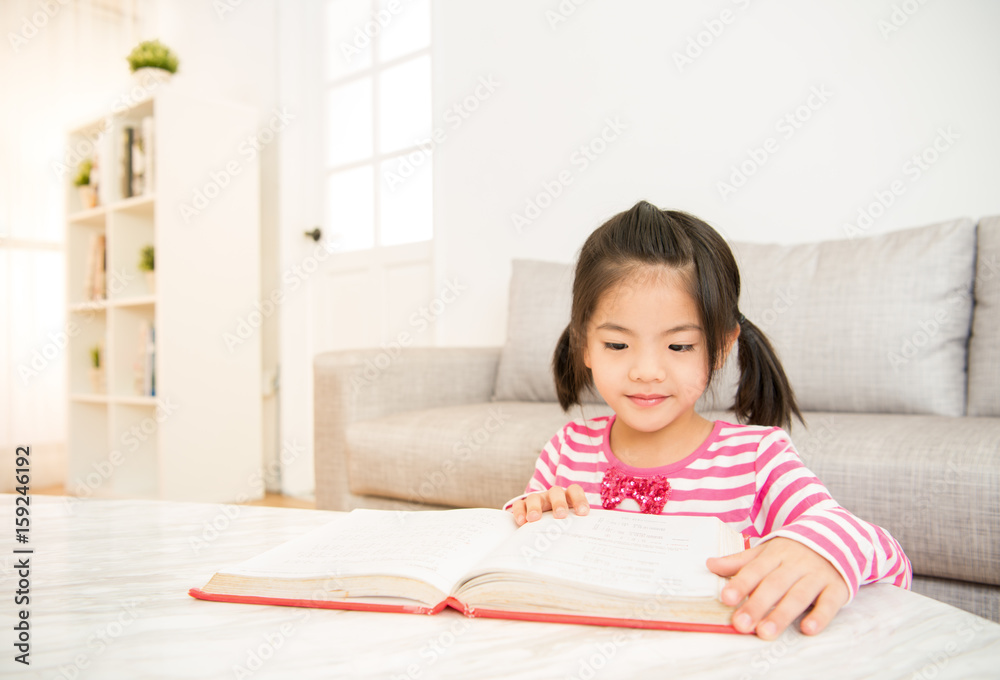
733 317 803 430
553 325 584 410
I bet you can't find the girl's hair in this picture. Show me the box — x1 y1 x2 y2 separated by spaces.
553 200 803 430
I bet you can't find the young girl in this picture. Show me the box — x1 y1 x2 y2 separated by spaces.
506 201 911 639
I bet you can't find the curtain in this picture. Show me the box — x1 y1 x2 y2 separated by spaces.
0 0 151 489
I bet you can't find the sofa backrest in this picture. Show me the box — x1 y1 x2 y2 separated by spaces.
706 217 977 417
495 217 980 417
493 259 605 404
968 215 1000 416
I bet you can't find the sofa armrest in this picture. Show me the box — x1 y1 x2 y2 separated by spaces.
313 347 502 510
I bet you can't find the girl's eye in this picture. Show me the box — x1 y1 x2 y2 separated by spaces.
604 342 627 351
669 344 694 352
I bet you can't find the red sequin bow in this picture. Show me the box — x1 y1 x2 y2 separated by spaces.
600 466 671 514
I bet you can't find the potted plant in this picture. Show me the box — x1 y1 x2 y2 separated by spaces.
74 159 97 209
138 244 155 294
89 344 104 393
126 39 179 86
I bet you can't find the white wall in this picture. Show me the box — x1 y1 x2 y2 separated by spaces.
431 0 1000 347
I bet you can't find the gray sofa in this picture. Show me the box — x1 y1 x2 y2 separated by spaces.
314 216 1000 622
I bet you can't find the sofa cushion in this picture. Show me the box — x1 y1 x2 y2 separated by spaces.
910 576 1000 624
781 411 1000 587
968 216 1000 417
701 218 977 416
345 401 613 509
493 260 604 404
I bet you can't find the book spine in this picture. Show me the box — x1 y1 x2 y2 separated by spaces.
122 127 134 199
142 115 154 195
147 324 155 397
98 234 106 299
87 234 106 301
84 234 96 301
134 320 148 396
131 126 144 196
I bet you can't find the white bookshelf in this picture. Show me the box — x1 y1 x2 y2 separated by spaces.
65 89 263 503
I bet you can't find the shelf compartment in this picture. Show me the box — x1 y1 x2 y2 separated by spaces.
64 118 115 213
109 304 156 399
67 308 107 396
108 207 155 300
67 222 107 306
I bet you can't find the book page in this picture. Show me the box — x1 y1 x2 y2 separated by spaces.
463 510 732 599
221 508 516 596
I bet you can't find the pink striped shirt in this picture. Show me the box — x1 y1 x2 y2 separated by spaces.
504 416 912 600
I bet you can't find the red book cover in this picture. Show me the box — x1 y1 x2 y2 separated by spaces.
187 588 742 634
189 509 749 634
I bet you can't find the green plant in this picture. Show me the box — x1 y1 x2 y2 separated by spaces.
126 39 179 74
138 245 155 272
90 345 101 369
74 159 92 187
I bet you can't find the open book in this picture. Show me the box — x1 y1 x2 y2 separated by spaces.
190 508 747 633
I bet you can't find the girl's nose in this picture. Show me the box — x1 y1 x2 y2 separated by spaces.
628 350 666 383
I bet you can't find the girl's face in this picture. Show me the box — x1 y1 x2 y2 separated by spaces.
583 267 710 437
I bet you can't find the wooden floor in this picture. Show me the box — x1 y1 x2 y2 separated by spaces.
31 485 317 509
242 493 316 509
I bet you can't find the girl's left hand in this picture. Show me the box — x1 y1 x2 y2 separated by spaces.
706 537 850 639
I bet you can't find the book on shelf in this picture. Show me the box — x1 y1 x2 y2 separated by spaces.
189 508 749 633
118 117 154 199
121 126 134 199
131 124 145 196
82 235 95 299
141 115 154 195
83 234 106 300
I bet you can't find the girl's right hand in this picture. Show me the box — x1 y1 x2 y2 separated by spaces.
509 485 590 526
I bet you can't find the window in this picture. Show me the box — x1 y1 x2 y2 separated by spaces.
324 0 432 252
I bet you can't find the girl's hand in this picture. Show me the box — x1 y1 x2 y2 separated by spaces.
509 485 590 526
706 537 850 640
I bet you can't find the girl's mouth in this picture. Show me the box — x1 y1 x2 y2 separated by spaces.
627 394 667 407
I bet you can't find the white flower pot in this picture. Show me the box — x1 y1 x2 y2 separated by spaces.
89 367 105 393
132 67 173 89
78 185 97 209
145 270 155 295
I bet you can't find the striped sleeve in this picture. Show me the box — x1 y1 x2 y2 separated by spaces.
501 428 565 511
751 429 913 601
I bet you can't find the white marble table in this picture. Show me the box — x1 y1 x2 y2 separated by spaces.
3 495 999 679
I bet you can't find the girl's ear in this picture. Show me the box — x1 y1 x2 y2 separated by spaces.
583 341 592 369
717 325 740 369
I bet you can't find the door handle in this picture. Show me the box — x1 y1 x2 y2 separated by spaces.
304 227 322 242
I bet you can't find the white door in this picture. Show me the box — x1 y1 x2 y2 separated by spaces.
277 0 435 497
